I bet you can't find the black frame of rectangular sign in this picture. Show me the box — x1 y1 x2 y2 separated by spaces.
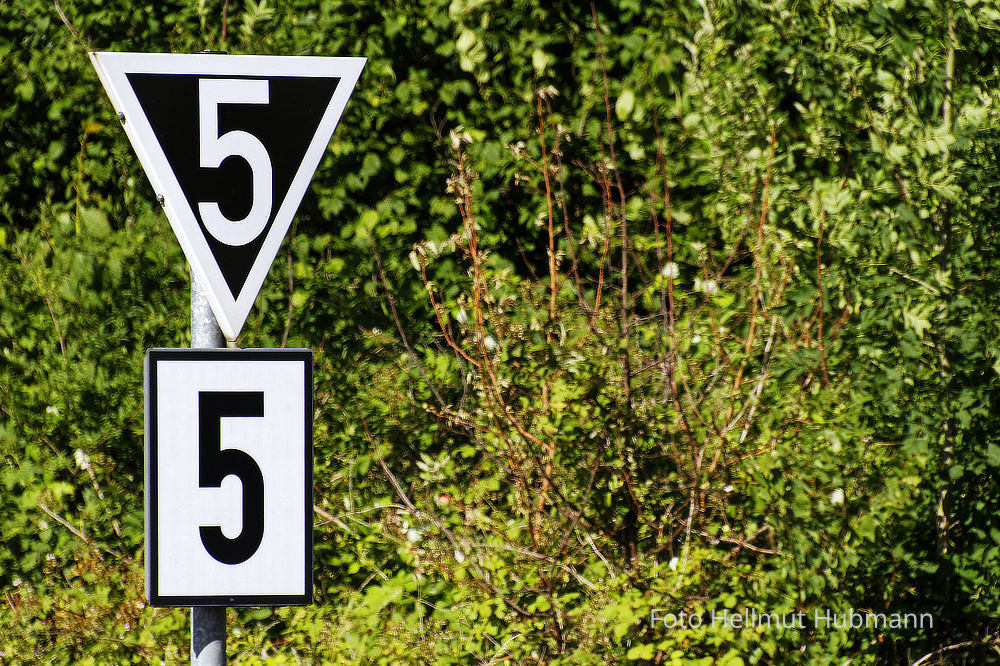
144 348 313 607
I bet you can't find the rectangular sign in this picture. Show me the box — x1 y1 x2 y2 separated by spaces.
144 348 313 606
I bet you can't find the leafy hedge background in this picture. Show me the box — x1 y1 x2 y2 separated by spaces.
2 0 1000 664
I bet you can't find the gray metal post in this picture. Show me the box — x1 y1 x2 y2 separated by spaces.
191 276 226 348
191 274 227 664
191 606 226 664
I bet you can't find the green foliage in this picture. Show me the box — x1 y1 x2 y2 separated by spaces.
3 0 1000 663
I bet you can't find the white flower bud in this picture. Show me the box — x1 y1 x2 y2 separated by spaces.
695 278 719 296
74 449 91 472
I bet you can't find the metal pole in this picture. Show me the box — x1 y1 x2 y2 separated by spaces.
191 275 226 348
191 274 227 665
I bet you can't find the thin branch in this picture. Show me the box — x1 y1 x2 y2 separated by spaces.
887 265 940 295
579 528 616 580
54 0 90 51
221 0 230 48
312 504 351 532
420 260 480 368
44 294 67 358
737 315 778 447
37 501 121 558
671 449 702 592
358 401 536 618
910 635 1000 666
371 239 446 407
816 205 830 387
729 130 776 407
281 250 294 347
468 543 598 591
485 633 524 666
700 536 785 558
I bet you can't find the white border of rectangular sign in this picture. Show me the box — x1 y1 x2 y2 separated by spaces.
144 348 313 606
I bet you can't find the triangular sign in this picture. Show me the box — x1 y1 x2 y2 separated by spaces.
90 52 365 341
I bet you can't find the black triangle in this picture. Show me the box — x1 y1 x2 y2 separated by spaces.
127 73 340 297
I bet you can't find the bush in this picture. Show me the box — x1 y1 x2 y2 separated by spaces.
2 0 1000 663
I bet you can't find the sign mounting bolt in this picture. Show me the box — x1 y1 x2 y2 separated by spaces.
157 194 165 207
117 112 126 124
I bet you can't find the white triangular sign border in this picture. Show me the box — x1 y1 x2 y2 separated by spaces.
90 52 365 341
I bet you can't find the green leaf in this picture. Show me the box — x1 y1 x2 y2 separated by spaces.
681 112 701 130
615 90 635 121
626 643 655 660
532 49 552 76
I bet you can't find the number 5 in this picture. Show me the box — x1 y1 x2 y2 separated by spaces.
198 78 272 246
198 391 265 565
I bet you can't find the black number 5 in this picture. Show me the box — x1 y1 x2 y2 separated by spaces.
198 391 265 564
